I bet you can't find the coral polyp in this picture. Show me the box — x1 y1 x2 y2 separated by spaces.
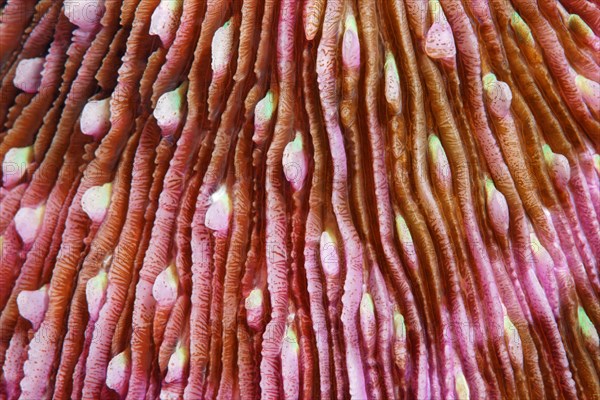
0 0 599 399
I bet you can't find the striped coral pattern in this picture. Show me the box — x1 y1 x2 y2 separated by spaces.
0 0 599 399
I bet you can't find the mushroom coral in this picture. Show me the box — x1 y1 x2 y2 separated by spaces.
0 0 599 399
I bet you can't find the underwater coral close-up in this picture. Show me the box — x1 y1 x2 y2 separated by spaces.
0 0 599 398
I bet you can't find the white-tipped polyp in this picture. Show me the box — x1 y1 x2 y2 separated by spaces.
281 321 300 400
205 185 232 232
503 312 524 368
428 135 452 193
13 58 45 93
319 230 340 277
575 75 600 114
17 285 49 331
485 179 510 236
253 91 277 144
64 0 106 31
211 19 234 75
2 146 33 188
578 306 599 345
152 263 179 308
81 182 112 223
106 350 131 396
393 308 406 342
359 291 376 347
483 74 513 118
86 270 108 321
543 145 571 187
282 132 308 191
395 214 418 267
165 343 189 383
245 288 264 331
154 82 187 137
424 1 456 62
454 370 470 400
81 98 111 140
14 203 45 245
530 233 554 273
342 13 360 70
384 52 401 113
150 0 182 47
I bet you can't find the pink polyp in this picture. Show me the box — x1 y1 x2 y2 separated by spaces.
152 264 179 308
106 351 131 397
150 0 182 47
204 186 232 231
342 14 360 70
81 183 112 223
154 82 187 136
530 234 560 315
80 98 111 140
165 345 188 384
395 215 418 268
64 0 106 31
483 74 513 118
303 0 322 41
14 204 45 245
544 146 571 188
245 288 264 331
2 146 33 188
281 323 300 400
425 22 456 60
575 75 600 114
428 135 452 193
13 57 45 93
282 132 308 191
485 179 510 236
86 270 108 321
502 307 524 369
17 285 49 331
319 231 340 277
211 19 234 75
384 52 402 114
359 291 376 349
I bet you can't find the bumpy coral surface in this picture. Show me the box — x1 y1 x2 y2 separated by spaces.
0 0 599 399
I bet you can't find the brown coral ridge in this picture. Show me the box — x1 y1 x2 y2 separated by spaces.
0 0 599 399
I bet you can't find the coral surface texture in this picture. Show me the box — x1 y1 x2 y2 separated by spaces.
0 0 599 399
